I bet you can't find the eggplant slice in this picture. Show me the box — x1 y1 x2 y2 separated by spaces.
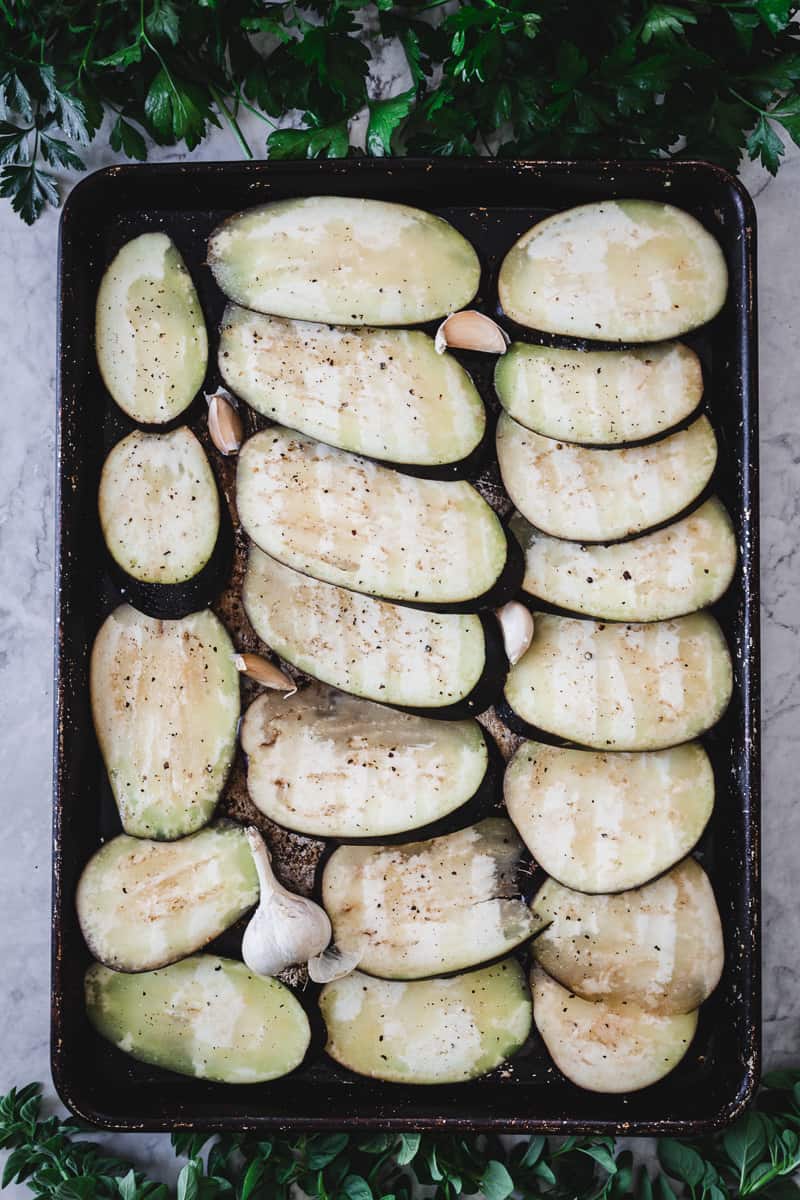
321 960 532 1084
494 341 703 445
219 306 486 472
503 611 732 751
532 965 697 1094
241 683 492 840
498 200 728 342
504 740 714 894
532 858 724 1014
207 196 481 325
76 822 258 972
497 412 717 543
242 546 501 716
85 955 310 1083
237 427 512 609
99 427 220 585
95 232 208 424
512 497 737 622
90 605 240 838
322 818 541 979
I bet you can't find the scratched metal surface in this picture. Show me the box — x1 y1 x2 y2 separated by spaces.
53 159 759 1134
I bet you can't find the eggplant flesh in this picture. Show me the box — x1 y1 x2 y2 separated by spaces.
504 740 714 894
237 428 511 609
219 306 486 471
76 823 258 972
532 966 697 1094
322 818 541 979
98 427 220 585
504 611 732 751
85 955 310 1083
512 497 737 622
497 412 718 543
207 196 481 325
241 683 491 839
321 960 532 1084
243 546 499 716
494 341 703 445
498 200 728 342
532 858 724 1014
90 605 240 839
95 232 207 424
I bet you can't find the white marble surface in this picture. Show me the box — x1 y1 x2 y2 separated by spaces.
0 97 797 1184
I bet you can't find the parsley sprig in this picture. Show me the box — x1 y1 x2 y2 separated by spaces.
2 1071 800 1200
1 1 800 224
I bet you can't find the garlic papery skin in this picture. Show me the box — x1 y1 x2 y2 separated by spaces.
434 311 510 355
242 827 332 977
495 601 534 665
307 943 363 984
206 388 243 456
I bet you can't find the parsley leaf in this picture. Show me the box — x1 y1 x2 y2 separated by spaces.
109 115 148 160
146 0 181 46
39 132 85 170
366 87 414 155
0 120 29 165
145 70 210 148
0 162 59 223
267 119 349 159
747 113 786 171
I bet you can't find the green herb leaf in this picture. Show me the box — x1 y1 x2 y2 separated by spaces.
146 0 181 46
755 0 793 33
395 1135 421 1166
658 1140 706 1190
366 87 415 155
145 70 210 147
306 1134 350 1171
0 162 59 224
95 42 144 69
479 1161 514 1200
109 116 147 160
40 133 85 170
0 121 29 165
747 114 785 173
267 119 349 159
641 5 698 43
725 1111 767 1180
340 1174 372 1200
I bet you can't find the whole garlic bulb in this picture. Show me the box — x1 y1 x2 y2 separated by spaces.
242 827 331 977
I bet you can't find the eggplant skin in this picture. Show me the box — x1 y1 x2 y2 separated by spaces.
498 200 728 342
240 683 495 841
532 965 698 1094
512 496 737 623
76 823 259 972
218 306 488 474
85 956 310 1083
531 858 724 1015
503 610 733 752
242 545 505 718
90 605 240 839
321 960 532 1084
207 196 481 325
504 740 714 894
95 232 208 424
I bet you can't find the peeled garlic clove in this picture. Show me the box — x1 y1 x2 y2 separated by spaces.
242 827 332 977
234 652 297 696
496 601 534 665
434 311 510 355
206 388 243 455
307 943 363 984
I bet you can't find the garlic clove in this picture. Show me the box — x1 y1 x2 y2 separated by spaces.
206 388 243 455
307 943 363 984
234 652 297 696
496 601 534 665
434 311 510 356
242 827 332 978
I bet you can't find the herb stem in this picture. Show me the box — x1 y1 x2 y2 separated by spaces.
209 84 254 159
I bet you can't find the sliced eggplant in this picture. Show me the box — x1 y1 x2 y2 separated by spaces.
219 306 486 472
503 611 732 751
531 858 724 1014
95 232 207 424
512 497 737 622
76 822 259 972
504 740 714 893
237 427 513 609
241 683 492 840
99 427 220 586
497 412 717 543
207 197 481 325
494 342 703 445
322 818 541 979
90 605 240 839
321 960 532 1084
85 955 310 1083
498 200 728 342
532 965 697 1094
242 546 501 716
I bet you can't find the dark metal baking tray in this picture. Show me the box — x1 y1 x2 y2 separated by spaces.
53 158 760 1135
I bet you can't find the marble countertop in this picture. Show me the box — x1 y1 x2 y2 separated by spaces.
0 112 797 1184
